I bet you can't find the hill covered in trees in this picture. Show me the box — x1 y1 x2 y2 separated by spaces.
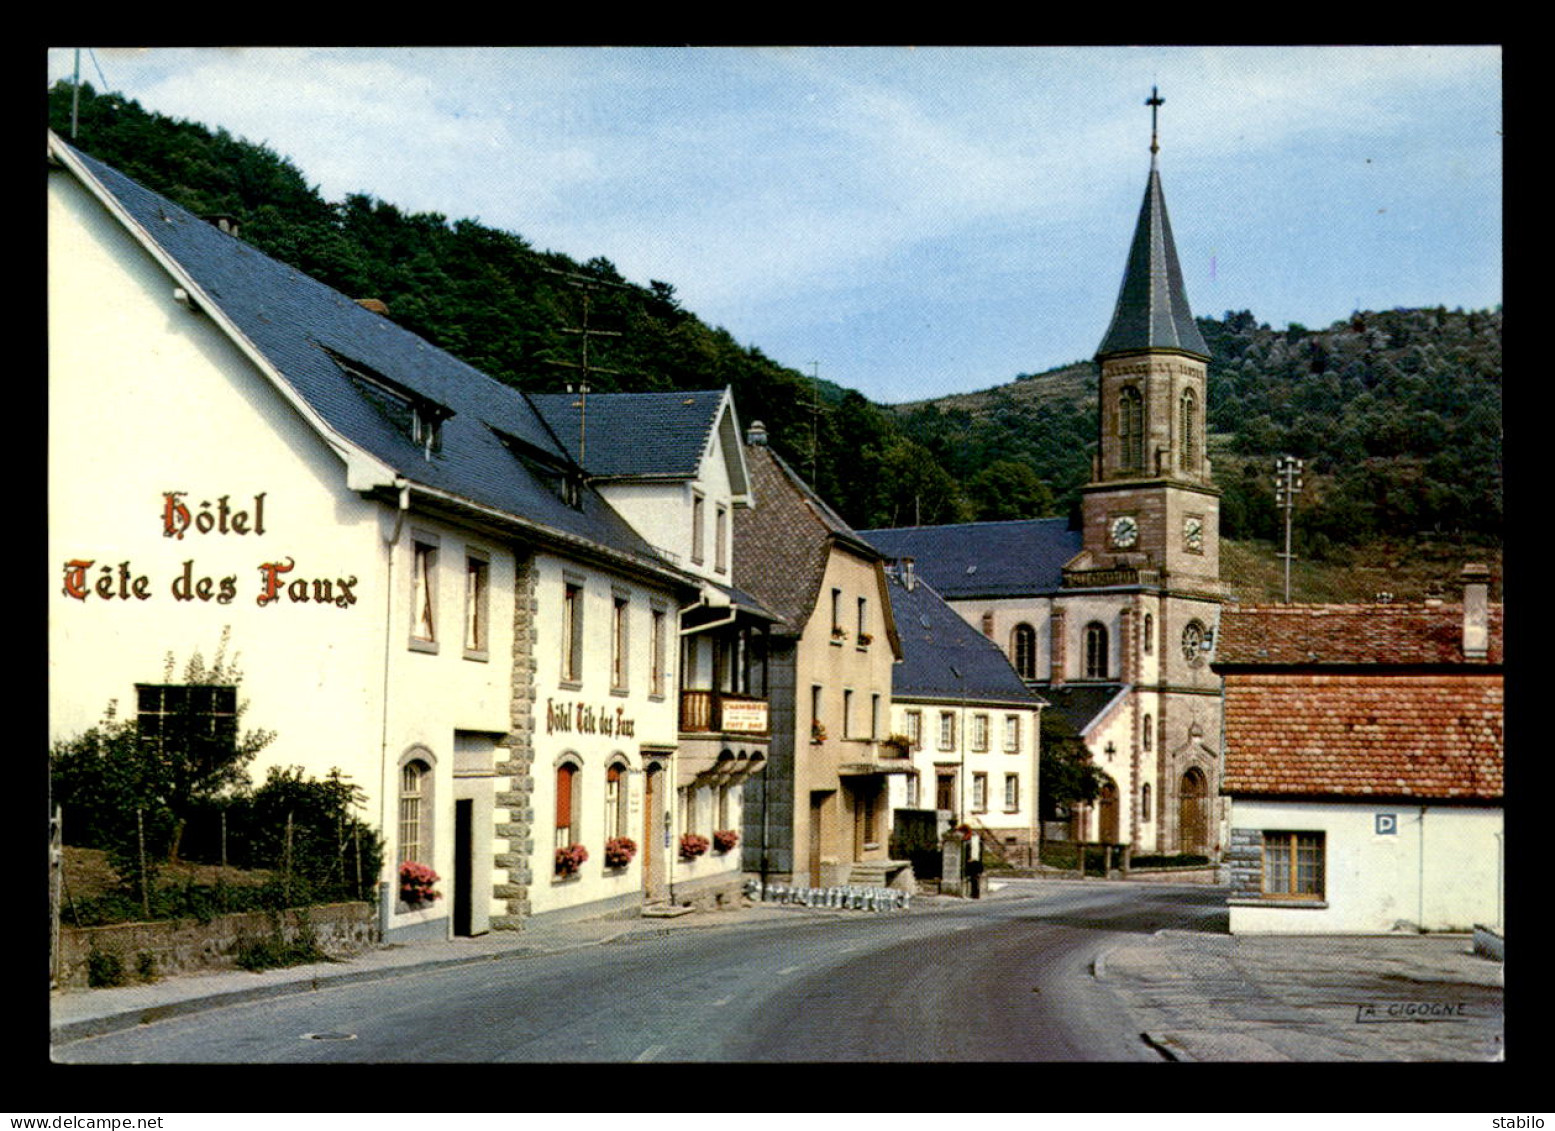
49 82 1501 568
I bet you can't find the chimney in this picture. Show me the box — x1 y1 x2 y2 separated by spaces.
1461 563 1490 661
747 420 768 446
901 557 916 592
205 213 240 237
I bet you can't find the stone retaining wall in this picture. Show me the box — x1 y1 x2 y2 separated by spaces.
56 902 378 989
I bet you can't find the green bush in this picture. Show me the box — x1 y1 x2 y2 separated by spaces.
86 944 125 988
233 911 327 972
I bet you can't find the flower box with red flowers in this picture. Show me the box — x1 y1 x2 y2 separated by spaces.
604 836 638 868
679 832 710 860
712 829 739 854
399 860 442 905
555 843 589 877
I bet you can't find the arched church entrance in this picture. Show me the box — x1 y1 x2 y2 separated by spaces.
1179 766 1208 854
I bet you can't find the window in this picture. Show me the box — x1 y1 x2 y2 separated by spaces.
1084 622 1109 679
691 493 706 565
1141 783 1152 822
605 762 627 842
870 693 881 740
1012 623 1037 680
1143 713 1153 752
936 773 956 813
857 596 868 644
399 758 430 864
938 711 956 752
1004 773 1019 811
611 592 630 693
411 539 438 649
715 505 728 573
717 783 731 831
555 760 580 850
843 689 854 739
972 713 989 752
1262 831 1325 899
1003 715 1020 753
905 710 923 749
1143 613 1154 654
1180 388 1198 472
1119 384 1144 472
464 553 489 658
561 579 584 685
135 683 237 759
972 772 988 813
906 774 921 808
981 611 995 638
811 685 824 740
1182 619 1208 666
650 607 668 698
830 588 843 641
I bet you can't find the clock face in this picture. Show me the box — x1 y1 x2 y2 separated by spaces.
1181 619 1206 664
1183 515 1204 552
1110 515 1139 549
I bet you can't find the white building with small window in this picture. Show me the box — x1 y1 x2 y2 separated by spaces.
49 133 709 940
873 562 1044 858
1216 576 1503 934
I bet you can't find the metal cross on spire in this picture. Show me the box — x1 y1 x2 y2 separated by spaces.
1146 86 1164 160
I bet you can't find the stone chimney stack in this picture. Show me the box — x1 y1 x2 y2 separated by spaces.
1461 563 1490 661
901 557 916 592
747 420 768 446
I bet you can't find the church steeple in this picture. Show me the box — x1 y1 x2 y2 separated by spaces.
1097 87 1208 360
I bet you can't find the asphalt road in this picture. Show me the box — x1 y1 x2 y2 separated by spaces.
53 881 1228 1063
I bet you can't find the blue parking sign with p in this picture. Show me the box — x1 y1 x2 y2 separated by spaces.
1375 813 1398 836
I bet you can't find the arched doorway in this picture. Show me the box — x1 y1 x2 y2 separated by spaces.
1098 778 1120 844
1179 766 1208 854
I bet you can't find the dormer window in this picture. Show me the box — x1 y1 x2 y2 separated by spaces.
328 348 451 460
491 427 585 511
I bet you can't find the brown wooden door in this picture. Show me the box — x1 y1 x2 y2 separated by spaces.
1098 779 1120 843
1179 767 1208 854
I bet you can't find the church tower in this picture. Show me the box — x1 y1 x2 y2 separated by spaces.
1068 88 1224 854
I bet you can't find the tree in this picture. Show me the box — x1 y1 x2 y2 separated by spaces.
50 631 275 870
1039 714 1105 825
966 459 1057 521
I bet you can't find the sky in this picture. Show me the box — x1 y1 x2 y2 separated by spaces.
46 46 1502 405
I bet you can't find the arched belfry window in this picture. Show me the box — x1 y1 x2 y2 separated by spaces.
1179 388 1198 472
1012 623 1038 680
1084 622 1109 679
1119 386 1144 473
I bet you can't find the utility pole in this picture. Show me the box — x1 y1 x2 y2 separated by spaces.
544 268 628 464
1274 455 1303 603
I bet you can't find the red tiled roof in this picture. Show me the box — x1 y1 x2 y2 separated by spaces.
1216 603 1503 667
1221 671 1503 800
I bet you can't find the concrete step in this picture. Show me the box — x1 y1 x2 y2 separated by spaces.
640 903 696 918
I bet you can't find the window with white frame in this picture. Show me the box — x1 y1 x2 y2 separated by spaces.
463 552 489 658
411 538 438 650
972 713 989 752
906 774 920 808
1003 714 1020 753
692 492 706 565
399 757 431 864
611 591 630 693
650 606 667 698
938 711 956 752
714 504 728 573
972 772 988 813
905 710 923 749
1012 623 1038 680
1004 773 1019 811
561 579 584 685
604 760 628 843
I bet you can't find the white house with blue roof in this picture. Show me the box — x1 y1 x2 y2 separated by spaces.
48 131 718 939
879 563 1044 860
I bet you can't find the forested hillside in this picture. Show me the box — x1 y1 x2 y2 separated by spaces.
49 83 1501 570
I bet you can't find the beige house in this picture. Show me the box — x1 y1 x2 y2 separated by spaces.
736 427 906 887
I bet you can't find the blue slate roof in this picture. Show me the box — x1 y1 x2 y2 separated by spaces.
1096 164 1209 359
886 572 1041 707
58 137 673 576
1038 683 1128 739
530 390 724 479
859 519 1082 599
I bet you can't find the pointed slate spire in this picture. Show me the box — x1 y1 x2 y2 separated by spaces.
1097 89 1209 360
